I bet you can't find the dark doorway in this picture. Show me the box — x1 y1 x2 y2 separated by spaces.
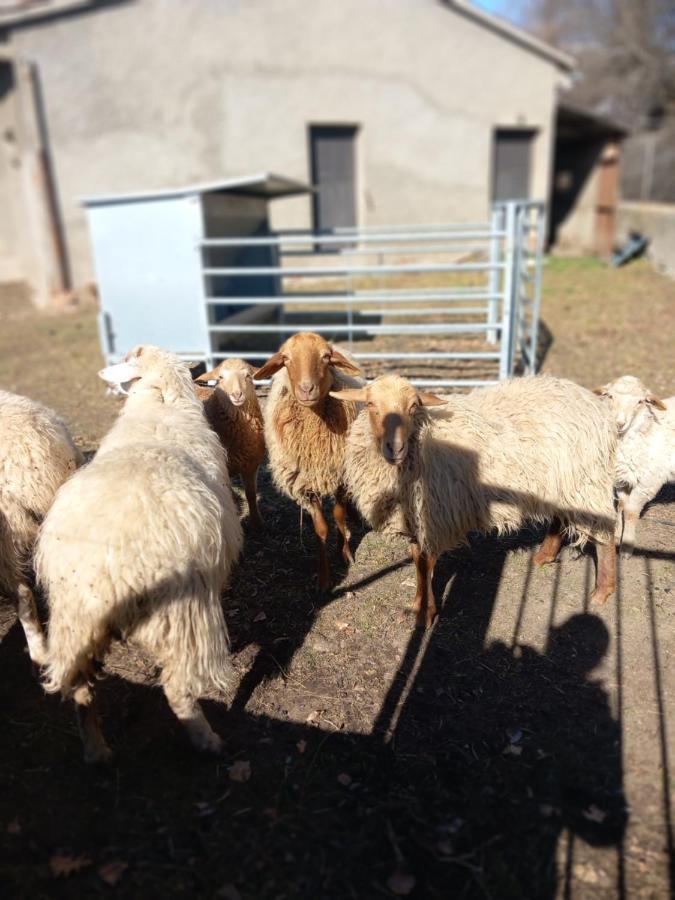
492 128 535 202
309 124 358 234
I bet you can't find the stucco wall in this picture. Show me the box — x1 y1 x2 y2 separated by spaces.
617 202 675 278
8 0 565 287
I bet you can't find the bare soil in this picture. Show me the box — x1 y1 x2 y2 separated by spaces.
0 259 673 899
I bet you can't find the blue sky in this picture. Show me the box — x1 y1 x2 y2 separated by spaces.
471 0 520 24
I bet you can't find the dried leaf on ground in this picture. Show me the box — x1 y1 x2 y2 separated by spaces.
50 854 92 878
386 869 416 895
337 773 352 787
98 860 128 886
582 805 607 823
229 760 252 783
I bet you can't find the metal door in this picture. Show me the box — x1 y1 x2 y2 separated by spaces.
492 129 534 202
310 125 357 233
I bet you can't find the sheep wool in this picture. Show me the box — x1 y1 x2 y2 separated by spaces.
36 345 243 761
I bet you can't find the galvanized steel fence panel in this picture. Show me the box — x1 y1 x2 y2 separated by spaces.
200 200 545 389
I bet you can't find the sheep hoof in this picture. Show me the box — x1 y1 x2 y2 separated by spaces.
590 587 612 606
342 546 355 565
533 550 557 566
194 730 225 756
83 742 114 766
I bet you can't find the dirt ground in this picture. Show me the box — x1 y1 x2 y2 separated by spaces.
0 258 673 899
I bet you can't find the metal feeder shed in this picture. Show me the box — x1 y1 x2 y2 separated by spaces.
83 173 312 365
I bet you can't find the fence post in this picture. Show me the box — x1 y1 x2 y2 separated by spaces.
528 204 546 374
487 205 501 344
499 202 516 380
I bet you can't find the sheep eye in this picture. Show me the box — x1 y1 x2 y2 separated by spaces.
409 403 418 414
322 353 332 363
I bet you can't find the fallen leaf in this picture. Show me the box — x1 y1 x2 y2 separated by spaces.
582 805 607 823
98 860 128 886
228 760 251 783
50 854 92 878
296 739 307 754
386 868 416 895
337 773 352 787
6 818 21 835
503 744 522 757
216 884 242 900
306 709 324 725
253 611 266 623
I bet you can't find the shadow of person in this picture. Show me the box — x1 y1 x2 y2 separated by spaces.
382 608 627 898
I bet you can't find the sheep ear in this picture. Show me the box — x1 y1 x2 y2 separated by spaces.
254 351 286 380
329 387 368 403
329 348 361 374
592 385 608 396
647 392 667 411
418 391 446 407
98 362 141 387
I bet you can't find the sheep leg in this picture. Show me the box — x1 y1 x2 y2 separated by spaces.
410 543 438 628
16 583 47 666
333 489 354 564
534 517 564 566
619 489 650 557
309 495 330 595
162 680 224 755
243 468 264 530
590 539 616 606
615 488 629 545
73 680 112 764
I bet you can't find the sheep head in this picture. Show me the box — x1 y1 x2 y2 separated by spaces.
99 345 194 405
198 358 256 407
594 375 666 435
331 374 445 466
254 332 361 408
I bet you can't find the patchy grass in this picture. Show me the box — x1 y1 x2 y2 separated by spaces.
0 258 673 898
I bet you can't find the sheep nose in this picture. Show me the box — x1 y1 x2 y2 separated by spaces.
231 391 244 402
386 440 404 456
298 381 316 396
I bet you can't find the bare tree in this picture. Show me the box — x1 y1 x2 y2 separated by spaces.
511 0 675 130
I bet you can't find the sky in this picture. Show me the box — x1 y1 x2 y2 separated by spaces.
471 0 521 24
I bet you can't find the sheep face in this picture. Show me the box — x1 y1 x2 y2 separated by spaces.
199 359 256 407
254 332 360 409
594 375 666 435
331 374 445 466
99 345 193 404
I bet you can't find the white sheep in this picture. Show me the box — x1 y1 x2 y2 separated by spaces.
0 390 82 665
594 375 674 556
37 345 243 762
254 332 364 594
332 374 617 626
194 358 266 529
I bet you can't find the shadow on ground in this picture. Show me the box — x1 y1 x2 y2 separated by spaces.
0 518 636 899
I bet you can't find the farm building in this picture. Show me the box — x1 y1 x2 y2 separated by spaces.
0 0 575 307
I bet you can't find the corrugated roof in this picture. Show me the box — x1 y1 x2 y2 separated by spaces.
81 173 313 207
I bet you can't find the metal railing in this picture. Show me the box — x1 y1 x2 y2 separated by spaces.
199 200 545 389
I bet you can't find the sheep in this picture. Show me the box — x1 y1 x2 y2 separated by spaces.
254 332 364 594
332 374 617 626
594 375 674 556
0 390 82 665
36 345 243 763
194 359 266 529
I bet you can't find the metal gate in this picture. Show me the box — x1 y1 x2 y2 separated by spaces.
201 200 545 389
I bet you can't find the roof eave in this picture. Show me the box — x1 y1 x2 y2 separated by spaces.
447 0 576 72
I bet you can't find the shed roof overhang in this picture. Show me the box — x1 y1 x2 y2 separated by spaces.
556 102 628 141
81 173 313 208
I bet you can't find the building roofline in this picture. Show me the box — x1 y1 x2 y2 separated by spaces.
80 173 313 207
0 1 96 26
446 0 575 72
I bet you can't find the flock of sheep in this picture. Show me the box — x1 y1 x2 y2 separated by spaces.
1 331 673 762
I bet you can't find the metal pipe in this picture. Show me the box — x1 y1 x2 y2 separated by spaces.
202 261 504 276
208 322 499 334
201 230 505 248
